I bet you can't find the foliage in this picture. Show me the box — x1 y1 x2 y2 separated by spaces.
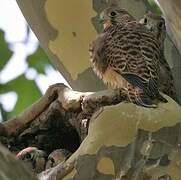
0 31 13 71
27 46 51 75
0 29 52 121
147 0 162 15
1 75 42 116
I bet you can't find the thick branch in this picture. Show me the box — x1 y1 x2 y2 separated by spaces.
2 83 65 136
0 143 37 180
1 84 126 138
0 82 181 180
38 158 76 180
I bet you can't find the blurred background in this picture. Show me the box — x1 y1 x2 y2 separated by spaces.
0 0 70 122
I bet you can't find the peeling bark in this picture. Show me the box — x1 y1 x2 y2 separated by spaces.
0 143 37 180
0 83 181 179
0 83 128 179
0 83 126 141
0 0 181 179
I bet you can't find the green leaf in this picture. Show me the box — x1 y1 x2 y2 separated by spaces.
147 0 162 15
27 46 52 74
1 74 42 116
0 30 13 71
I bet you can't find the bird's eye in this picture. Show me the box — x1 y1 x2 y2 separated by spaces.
50 157 55 164
144 18 148 24
158 21 163 28
25 153 31 159
110 11 117 17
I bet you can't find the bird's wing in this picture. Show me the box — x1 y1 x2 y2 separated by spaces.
89 32 110 79
107 24 161 98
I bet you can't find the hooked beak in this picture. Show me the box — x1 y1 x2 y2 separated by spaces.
99 12 112 29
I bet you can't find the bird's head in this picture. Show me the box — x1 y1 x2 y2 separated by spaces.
100 6 135 29
139 12 166 40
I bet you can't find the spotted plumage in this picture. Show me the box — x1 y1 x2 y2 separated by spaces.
17 147 47 173
140 12 178 102
89 6 167 107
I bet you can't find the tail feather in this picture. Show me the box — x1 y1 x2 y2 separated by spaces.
135 93 157 108
122 73 168 105
127 84 157 108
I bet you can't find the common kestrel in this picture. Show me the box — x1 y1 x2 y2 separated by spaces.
89 5 167 107
140 12 178 102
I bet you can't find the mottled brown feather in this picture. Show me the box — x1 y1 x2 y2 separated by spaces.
140 12 178 103
90 6 167 107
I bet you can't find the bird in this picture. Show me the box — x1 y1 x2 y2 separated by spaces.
139 12 178 103
45 149 72 169
89 5 167 108
16 147 47 173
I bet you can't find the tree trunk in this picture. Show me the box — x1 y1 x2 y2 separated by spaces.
0 143 37 180
0 0 181 179
0 84 181 179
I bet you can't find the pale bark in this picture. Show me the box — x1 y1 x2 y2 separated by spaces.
0 83 181 179
0 0 180 179
0 143 37 180
15 0 181 101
